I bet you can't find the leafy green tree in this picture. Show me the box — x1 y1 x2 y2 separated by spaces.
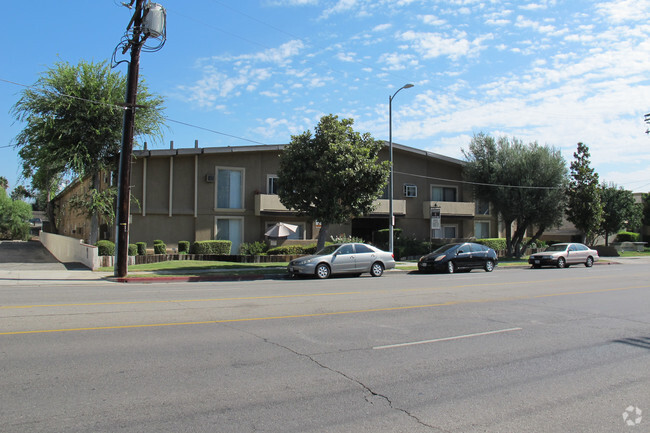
643 193 650 227
599 183 642 245
11 59 165 243
278 114 390 251
463 133 568 257
565 143 603 245
10 185 32 201
0 176 8 190
0 188 32 240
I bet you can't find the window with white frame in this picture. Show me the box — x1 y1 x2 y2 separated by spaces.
267 175 279 195
432 225 457 239
216 217 243 254
216 168 244 209
404 183 417 198
474 221 490 239
431 186 457 202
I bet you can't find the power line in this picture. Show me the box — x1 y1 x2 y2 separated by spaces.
1 77 269 147
394 170 564 190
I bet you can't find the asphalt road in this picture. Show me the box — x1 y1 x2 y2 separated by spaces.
1 261 649 432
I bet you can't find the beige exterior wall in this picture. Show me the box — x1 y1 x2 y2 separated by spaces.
134 143 500 249
53 142 500 253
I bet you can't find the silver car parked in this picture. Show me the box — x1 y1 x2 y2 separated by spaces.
528 243 599 269
288 243 396 279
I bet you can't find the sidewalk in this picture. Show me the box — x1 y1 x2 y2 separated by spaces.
1 257 648 285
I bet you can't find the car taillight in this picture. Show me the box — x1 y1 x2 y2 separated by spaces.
391 253 394 259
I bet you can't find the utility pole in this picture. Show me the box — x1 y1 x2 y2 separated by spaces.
114 1 166 277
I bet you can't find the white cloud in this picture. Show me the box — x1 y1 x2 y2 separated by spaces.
321 0 357 19
398 30 492 60
595 0 650 23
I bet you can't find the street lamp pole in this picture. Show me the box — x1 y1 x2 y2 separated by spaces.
388 83 414 254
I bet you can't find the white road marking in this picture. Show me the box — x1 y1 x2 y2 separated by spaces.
373 327 523 350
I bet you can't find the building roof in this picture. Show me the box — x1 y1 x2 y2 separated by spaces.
134 141 466 166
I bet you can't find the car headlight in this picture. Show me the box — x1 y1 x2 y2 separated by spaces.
434 255 446 261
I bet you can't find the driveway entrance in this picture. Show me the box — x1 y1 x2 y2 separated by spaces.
0 240 85 270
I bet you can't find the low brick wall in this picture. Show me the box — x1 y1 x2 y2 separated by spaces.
132 254 301 265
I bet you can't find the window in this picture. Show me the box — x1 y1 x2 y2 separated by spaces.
476 199 489 215
431 186 457 202
432 225 457 239
267 175 279 195
403 184 417 198
354 244 374 253
217 168 243 209
338 245 354 255
475 221 490 239
216 217 243 254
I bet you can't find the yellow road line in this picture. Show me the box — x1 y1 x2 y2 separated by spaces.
1 284 647 336
1 273 638 310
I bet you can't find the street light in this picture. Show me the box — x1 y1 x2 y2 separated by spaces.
388 83 414 254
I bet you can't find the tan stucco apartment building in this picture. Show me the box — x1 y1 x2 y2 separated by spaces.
54 141 500 253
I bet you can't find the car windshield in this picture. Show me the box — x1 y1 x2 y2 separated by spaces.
545 244 568 252
316 245 341 255
432 244 460 254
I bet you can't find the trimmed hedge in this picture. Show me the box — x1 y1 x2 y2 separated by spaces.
615 231 640 242
128 243 137 256
153 239 164 245
96 240 115 256
267 244 307 255
475 238 507 251
178 241 190 254
136 242 147 256
153 242 167 254
190 240 232 255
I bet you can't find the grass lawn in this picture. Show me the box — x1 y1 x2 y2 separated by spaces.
98 260 289 276
619 249 650 257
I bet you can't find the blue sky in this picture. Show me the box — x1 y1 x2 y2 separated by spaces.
2 0 650 194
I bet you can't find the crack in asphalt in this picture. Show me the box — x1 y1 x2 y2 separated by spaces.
231 325 449 432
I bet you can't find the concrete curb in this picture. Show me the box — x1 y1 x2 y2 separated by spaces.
105 259 625 283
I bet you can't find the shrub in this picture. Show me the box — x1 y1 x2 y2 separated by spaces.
190 240 232 255
615 231 640 242
395 238 433 259
475 238 507 251
153 242 167 254
239 241 268 255
178 241 190 254
128 243 137 256
136 242 147 255
96 240 115 256
153 239 164 245
267 245 307 255
330 234 365 244
524 238 547 249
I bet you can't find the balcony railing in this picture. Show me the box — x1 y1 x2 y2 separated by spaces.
422 201 475 218
254 194 406 216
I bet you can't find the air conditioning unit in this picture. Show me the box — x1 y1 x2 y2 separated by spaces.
205 174 215 183
404 184 417 198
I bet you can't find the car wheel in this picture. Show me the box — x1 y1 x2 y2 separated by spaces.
484 260 494 272
446 261 455 274
556 257 566 269
370 262 384 277
585 256 594 268
532 264 541 269
315 263 331 279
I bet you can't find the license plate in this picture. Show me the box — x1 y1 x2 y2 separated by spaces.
534 260 540 264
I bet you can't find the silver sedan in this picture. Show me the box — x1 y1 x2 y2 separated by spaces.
288 243 396 279
528 243 599 269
